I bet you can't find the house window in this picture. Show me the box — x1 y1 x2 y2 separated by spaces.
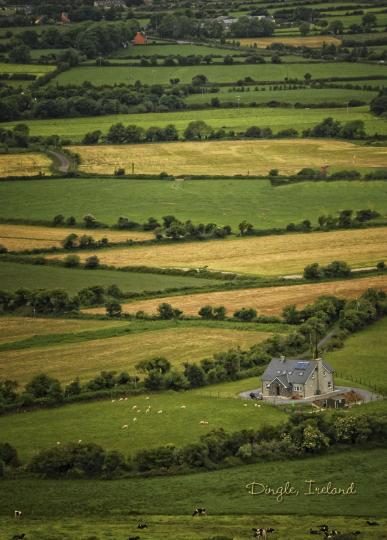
323 370 326 376
328 381 332 388
293 385 302 392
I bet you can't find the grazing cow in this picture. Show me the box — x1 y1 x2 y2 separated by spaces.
192 507 206 517
14 511 22 520
319 525 329 533
12 534 26 540
137 522 148 529
252 527 275 538
310 529 320 535
366 521 379 526
127 537 140 540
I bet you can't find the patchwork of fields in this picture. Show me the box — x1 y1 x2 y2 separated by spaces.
86 275 387 317
53 227 387 275
71 139 387 176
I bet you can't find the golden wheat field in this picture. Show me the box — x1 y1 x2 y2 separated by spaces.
0 224 153 251
69 139 387 176
0 327 272 384
0 317 128 345
50 228 387 276
0 153 52 177
238 36 342 48
86 275 387 317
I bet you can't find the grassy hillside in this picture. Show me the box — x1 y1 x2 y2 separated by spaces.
1 178 386 229
71 139 387 176
0 390 286 461
50 228 387 275
3 106 385 141
0 449 385 522
0 261 221 294
326 317 387 394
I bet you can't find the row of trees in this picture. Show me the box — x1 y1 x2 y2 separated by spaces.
3 410 386 478
285 208 381 234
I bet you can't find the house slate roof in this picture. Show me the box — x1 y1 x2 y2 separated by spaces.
262 358 334 387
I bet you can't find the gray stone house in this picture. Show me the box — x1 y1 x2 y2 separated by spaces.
261 357 334 399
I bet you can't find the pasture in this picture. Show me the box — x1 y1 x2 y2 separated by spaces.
237 35 342 48
86 275 387 317
326 317 387 394
111 43 239 57
0 325 273 384
0 224 153 251
54 227 387 276
0 450 386 530
0 390 285 461
4 106 385 141
0 261 221 294
0 153 52 177
185 86 378 106
53 62 387 85
71 139 387 177
0 178 386 229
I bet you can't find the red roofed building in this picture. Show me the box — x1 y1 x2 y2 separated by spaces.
133 31 147 45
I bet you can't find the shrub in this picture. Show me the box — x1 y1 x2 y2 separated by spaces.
63 254 81 268
84 256 100 269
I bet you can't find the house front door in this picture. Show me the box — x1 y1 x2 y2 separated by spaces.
276 385 280 396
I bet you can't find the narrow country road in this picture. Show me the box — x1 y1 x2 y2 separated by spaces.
47 150 71 173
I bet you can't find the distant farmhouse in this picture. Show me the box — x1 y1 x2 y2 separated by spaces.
94 0 126 7
215 14 275 29
133 31 148 45
261 357 334 399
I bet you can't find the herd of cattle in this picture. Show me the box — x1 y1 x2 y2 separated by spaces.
11 510 381 539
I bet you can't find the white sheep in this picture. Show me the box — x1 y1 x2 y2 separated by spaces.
119 398 123 401
56 441 61 445
133 417 137 422
122 425 128 429
199 420 209 425
132 405 137 410
78 439 82 443
180 405 186 409
157 410 163 414
145 396 150 400
243 403 247 407
111 399 116 403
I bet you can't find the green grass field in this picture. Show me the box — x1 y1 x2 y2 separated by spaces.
0 62 55 77
0 449 386 539
3 106 385 141
186 87 378 106
326 317 387 394
111 43 241 57
53 62 387 85
0 178 386 228
0 390 286 461
0 261 220 294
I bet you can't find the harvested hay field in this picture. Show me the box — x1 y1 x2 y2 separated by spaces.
86 275 387 317
0 224 153 251
70 139 387 176
238 36 342 48
0 327 271 384
0 317 127 345
54 228 387 276
0 153 52 177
